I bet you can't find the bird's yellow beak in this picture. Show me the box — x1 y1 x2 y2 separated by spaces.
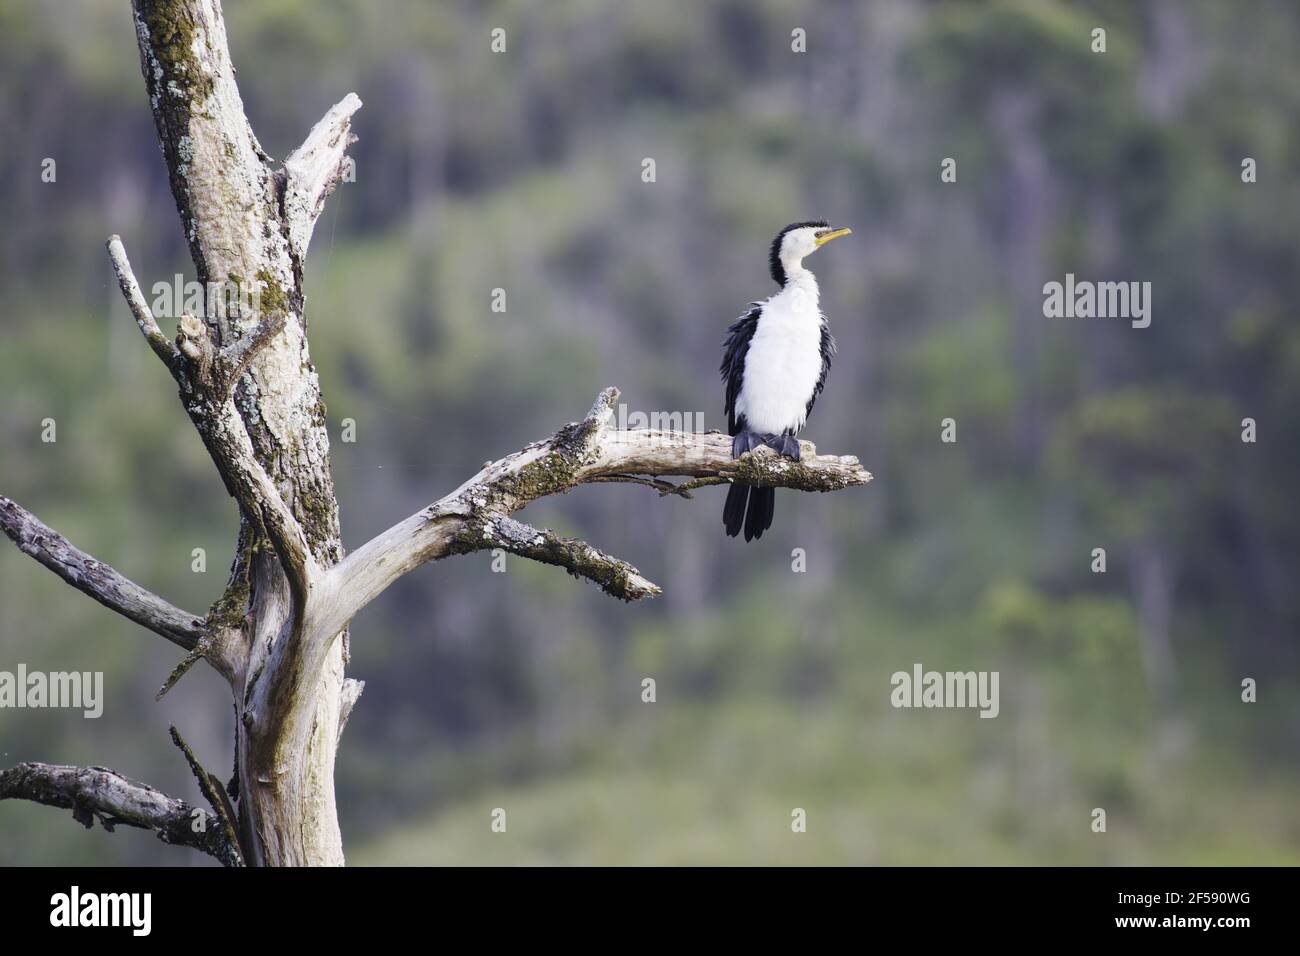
814 226 852 247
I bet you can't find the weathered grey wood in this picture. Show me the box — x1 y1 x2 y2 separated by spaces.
0 496 207 653
325 386 872 625
0 762 241 867
129 0 353 867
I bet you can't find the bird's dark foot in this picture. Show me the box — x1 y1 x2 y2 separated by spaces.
763 433 801 461
731 430 764 459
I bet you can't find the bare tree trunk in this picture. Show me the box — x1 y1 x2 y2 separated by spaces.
130 0 353 866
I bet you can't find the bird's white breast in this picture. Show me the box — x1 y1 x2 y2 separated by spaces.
736 273 825 435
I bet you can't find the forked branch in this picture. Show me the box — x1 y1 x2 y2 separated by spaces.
318 387 870 636
105 236 316 617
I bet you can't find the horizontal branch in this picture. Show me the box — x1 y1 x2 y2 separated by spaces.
0 761 241 867
0 495 207 652
581 428 871 490
318 387 870 632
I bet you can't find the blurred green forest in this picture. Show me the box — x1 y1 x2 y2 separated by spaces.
1 0 1298 865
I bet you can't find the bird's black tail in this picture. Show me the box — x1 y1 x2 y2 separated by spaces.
723 484 775 542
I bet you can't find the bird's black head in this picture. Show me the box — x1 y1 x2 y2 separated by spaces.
769 220 852 286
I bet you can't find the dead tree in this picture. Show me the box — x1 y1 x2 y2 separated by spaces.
0 0 871 866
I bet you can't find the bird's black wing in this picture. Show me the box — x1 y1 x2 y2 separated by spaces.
720 305 760 436
804 318 837 423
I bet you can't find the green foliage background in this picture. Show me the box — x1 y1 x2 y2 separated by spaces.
0 0 1297 865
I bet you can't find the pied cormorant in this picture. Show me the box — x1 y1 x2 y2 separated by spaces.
720 220 851 541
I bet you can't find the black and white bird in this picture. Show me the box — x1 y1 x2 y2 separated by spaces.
720 220 851 541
